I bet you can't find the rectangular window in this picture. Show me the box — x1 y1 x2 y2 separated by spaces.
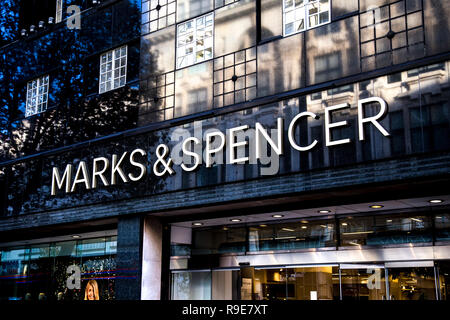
283 0 330 36
99 45 127 94
176 12 214 69
26 75 50 117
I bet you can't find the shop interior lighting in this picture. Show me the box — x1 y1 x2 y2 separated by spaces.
370 205 384 209
192 222 203 226
429 199 443 204
272 214 284 218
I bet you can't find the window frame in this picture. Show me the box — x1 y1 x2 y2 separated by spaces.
176 12 214 70
98 45 128 94
25 75 50 118
282 0 331 37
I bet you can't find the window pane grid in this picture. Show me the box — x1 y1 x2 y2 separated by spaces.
176 12 214 69
283 0 330 36
25 75 49 117
99 45 127 94
142 0 176 35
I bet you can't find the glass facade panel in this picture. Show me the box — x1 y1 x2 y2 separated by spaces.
341 267 387 300
176 0 214 23
340 214 432 247
435 214 450 242
257 32 304 97
0 236 117 301
214 0 257 57
285 266 340 300
261 0 283 41
306 15 360 85
388 267 436 300
174 61 213 117
171 271 212 300
249 219 335 252
438 261 450 300
192 226 246 255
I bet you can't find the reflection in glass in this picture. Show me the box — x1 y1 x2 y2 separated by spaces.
438 261 450 300
171 271 212 299
286 266 339 300
0 237 117 301
248 219 335 252
340 214 432 246
388 267 436 300
435 214 450 242
341 268 386 300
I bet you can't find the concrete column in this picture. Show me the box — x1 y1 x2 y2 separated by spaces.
116 216 143 300
141 216 163 300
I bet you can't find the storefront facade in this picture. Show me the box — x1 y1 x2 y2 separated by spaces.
0 0 450 301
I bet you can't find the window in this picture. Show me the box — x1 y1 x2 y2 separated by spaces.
99 46 127 94
283 0 330 36
26 75 50 117
176 12 214 69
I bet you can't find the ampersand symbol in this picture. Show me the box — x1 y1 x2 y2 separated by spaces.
153 144 175 176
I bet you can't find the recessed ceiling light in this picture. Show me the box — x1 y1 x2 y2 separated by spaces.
72 235 81 239
386 219 392 223
370 205 384 209
318 210 331 214
301 226 307 229
272 214 284 218
429 199 443 204
230 218 242 222
192 222 203 226
300 220 308 224
282 228 295 232
222 227 229 231
341 223 348 226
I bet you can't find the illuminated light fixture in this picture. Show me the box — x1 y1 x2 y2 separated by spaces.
72 235 81 238
410 218 422 223
192 222 203 226
300 220 308 224
230 218 241 222
386 219 393 223
48 17 54 24
342 231 374 235
21 29 27 36
429 199 443 204
341 223 348 226
259 224 267 227
30 25 36 32
92 0 100 4
320 225 327 228
281 228 294 232
38 21 45 28
272 214 284 218
301 226 307 229
370 205 384 209
318 210 331 214
222 227 229 231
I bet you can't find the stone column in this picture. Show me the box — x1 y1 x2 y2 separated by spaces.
141 216 163 300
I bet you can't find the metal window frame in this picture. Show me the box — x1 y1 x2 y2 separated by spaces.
25 75 50 118
175 12 215 69
282 0 331 37
98 45 128 94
